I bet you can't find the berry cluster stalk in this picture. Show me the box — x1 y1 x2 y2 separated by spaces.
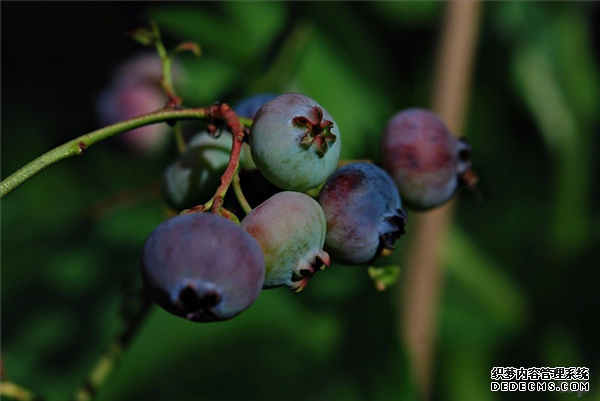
0 107 251 200
206 104 245 215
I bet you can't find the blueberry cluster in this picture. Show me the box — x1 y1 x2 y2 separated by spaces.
142 93 475 322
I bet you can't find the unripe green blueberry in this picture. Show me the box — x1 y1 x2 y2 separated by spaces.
249 93 341 191
162 130 254 211
241 191 330 292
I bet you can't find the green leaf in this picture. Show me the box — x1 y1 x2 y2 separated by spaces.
368 265 401 291
127 27 156 47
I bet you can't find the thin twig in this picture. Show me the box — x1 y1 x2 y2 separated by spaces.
72 294 152 401
207 104 246 215
232 171 253 215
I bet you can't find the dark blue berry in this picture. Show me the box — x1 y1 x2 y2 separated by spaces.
141 213 265 322
318 162 407 265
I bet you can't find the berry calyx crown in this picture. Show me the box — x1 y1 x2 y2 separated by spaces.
293 106 337 158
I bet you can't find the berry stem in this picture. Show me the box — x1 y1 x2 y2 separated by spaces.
218 207 240 224
172 121 186 154
174 103 248 218
232 170 253 215
238 116 253 129
151 21 181 108
149 21 187 153
207 104 246 215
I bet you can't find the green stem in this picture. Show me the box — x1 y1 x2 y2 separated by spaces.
218 207 240 224
0 107 212 199
232 171 252 215
179 104 248 218
151 21 181 107
239 116 253 129
173 122 186 154
0 381 44 401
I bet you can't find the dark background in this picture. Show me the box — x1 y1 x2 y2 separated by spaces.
2 2 600 400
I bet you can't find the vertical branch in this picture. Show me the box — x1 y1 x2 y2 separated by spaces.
400 2 482 399
150 21 181 108
72 294 152 401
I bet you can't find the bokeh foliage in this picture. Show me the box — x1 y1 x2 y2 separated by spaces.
2 2 599 400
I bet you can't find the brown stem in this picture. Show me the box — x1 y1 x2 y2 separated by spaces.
207 104 246 215
399 2 482 400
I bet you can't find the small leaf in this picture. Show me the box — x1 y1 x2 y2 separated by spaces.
368 265 401 291
127 27 156 47
172 41 202 58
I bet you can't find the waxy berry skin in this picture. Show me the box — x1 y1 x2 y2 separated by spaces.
97 83 167 153
381 108 473 210
241 192 330 292
249 93 341 191
318 162 408 265
141 213 265 322
162 132 232 211
162 130 255 211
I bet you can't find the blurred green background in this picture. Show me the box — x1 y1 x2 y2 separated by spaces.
2 2 599 400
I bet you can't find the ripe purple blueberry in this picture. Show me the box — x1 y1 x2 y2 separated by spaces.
249 93 341 191
241 191 330 292
381 108 474 210
141 213 265 322
318 162 408 265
